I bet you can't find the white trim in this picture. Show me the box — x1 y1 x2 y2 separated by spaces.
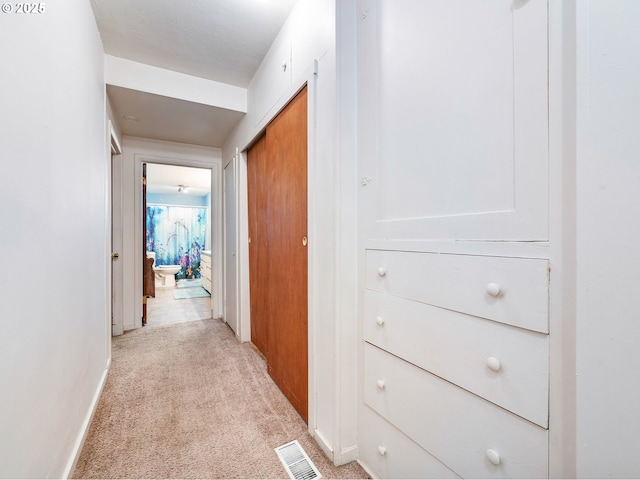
313 428 334 461
235 63 320 437
548 0 577 477
110 121 122 155
134 154 222 325
223 154 242 339
305 65 318 441
357 460 380 480
336 444 359 466
105 55 247 113
335 0 360 463
128 141 223 329
106 120 114 345
63 363 110 479
237 150 252 344
110 120 124 337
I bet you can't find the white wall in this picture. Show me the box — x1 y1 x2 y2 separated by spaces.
120 137 223 330
222 0 359 465
576 1 640 477
0 1 109 477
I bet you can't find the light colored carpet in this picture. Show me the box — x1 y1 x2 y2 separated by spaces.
73 319 368 479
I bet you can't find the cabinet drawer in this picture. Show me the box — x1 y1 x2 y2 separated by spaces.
364 343 548 479
364 290 549 427
365 250 549 333
360 405 460 479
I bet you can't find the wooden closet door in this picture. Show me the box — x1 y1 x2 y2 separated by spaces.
247 134 269 357
266 87 308 422
247 87 308 422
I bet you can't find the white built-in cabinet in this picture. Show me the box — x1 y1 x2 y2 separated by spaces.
358 0 548 243
201 252 212 294
357 0 551 478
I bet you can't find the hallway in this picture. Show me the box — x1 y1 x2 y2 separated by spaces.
73 319 367 479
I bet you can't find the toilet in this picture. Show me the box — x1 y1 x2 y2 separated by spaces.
147 252 181 288
154 265 182 288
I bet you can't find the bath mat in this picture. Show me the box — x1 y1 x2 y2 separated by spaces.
176 278 202 289
172 287 210 300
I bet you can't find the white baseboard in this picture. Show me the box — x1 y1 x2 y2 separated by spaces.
357 460 379 479
63 361 110 479
335 443 359 465
313 428 334 462
313 431 360 467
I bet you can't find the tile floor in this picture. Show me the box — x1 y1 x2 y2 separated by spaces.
146 284 212 327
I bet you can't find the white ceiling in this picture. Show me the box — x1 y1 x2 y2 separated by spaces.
107 85 245 147
146 163 211 197
91 0 297 189
91 0 299 87
92 0 299 149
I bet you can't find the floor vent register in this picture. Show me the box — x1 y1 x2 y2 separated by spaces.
274 440 322 480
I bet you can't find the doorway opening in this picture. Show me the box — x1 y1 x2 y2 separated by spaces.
144 163 214 327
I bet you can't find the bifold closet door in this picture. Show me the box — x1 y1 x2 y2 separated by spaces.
247 86 308 422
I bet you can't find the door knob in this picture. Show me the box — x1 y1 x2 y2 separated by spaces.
111 253 119 259
302 237 308 247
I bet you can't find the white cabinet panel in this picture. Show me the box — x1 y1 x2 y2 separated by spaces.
364 289 549 427
357 0 548 241
364 343 548 479
250 31 292 127
366 250 549 333
201 253 212 293
360 405 461 479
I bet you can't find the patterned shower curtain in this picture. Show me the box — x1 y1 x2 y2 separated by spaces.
146 205 207 279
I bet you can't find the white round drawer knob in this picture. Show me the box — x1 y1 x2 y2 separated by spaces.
486 282 501 297
378 445 386 456
376 316 385 326
376 379 386 390
486 449 501 466
487 356 502 372
377 267 387 277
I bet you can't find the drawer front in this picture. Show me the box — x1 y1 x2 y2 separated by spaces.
364 290 549 427
360 405 461 479
364 343 548 479
365 250 549 333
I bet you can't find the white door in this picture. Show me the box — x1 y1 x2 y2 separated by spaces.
224 157 239 336
358 0 549 243
111 130 124 336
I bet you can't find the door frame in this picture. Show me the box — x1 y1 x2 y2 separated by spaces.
110 121 124 337
135 155 222 328
132 151 222 330
237 65 325 444
223 152 240 338
233 51 360 463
